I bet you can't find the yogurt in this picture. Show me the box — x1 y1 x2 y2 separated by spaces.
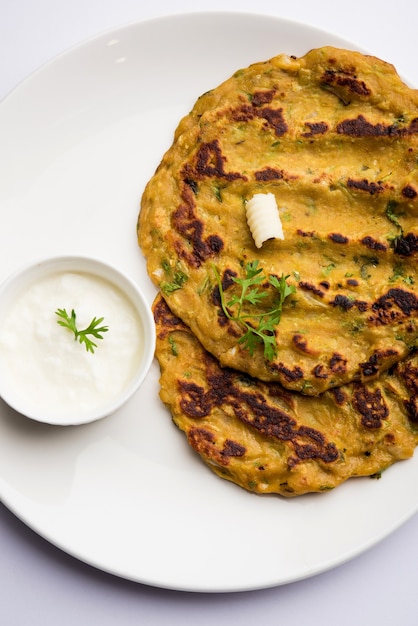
0 259 154 425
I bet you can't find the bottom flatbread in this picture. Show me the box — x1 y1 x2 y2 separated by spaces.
153 294 418 496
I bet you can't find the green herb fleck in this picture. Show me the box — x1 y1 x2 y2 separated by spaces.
198 276 210 296
385 200 404 235
323 263 336 276
213 260 295 361
346 319 366 334
161 270 188 294
301 380 315 393
389 264 414 285
213 184 226 202
168 335 178 356
353 254 379 280
55 308 108 354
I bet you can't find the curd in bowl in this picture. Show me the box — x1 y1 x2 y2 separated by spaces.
0 256 155 425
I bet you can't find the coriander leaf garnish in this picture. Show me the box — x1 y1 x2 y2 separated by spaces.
213 261 295 361
55 308 109 353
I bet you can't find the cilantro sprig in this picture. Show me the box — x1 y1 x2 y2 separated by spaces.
55 308 109 353
213 261 295 361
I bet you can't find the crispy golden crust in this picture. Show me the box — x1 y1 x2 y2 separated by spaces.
139 46 418 394
154 295 418 497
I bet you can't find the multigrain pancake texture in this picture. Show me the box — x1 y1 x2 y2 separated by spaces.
138 46 418 395
154 295 418 496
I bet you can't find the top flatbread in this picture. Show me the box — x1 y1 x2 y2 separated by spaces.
138 46 418 395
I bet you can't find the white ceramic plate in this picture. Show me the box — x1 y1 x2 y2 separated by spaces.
1 12 417 593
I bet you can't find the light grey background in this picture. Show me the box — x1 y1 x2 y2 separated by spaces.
1 1 418 624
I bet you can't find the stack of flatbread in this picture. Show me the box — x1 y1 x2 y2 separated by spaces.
138 46 418 496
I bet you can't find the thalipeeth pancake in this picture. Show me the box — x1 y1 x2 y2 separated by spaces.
153 295 418 497
138 46 418 395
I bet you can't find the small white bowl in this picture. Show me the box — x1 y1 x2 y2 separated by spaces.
0 256 156 425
